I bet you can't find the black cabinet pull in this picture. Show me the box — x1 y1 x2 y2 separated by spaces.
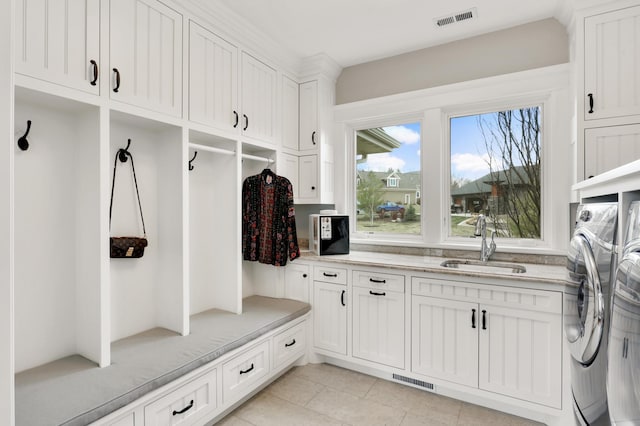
285 339 296 347
369 290 386 296
311 186 316 190
312 131 316 145
341 290 345 306
323 272 337 277
471 309 476 329
243 114 249 131
172 399 194 416
369 278 386 284
239 363 254 375
588 93 594 114
112 68 120 93
623 337 629 359
482 310 487 330
233 111 239 128
89 60 98 86
302 273 307 278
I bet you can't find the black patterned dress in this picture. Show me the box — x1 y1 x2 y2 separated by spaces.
242 169 300 266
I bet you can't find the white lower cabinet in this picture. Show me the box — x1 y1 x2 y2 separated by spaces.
144 368 218 425
273 321 306 371
412 296 479 387
411 276 563 409
352 270 405 369
313 280 347 355
222 340 271 405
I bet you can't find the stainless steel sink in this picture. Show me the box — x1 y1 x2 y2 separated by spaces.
440 259 527 274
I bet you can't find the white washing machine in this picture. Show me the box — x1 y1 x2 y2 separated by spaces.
607 201 640 425
565 203 618 426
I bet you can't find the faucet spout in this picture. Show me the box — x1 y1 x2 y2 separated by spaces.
474 214 496 262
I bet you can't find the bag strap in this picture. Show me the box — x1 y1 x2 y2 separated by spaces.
109 148 146 237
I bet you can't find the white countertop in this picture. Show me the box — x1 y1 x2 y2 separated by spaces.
300 250 566 287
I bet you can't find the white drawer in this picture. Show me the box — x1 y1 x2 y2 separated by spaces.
353 270 405 293
314 266 348 285
273 321 306 371
223 340 270 404
144 368 217 426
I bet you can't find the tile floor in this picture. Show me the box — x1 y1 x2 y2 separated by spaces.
216 363 543 426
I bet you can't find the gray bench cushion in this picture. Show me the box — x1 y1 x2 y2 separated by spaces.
15 296 311 426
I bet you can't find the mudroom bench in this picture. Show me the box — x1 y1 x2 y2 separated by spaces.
15 296 311 426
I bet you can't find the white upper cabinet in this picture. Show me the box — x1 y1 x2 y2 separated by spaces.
15 0 101 94
109 0 183 117
189 21 239 132
281 75 299 151
297 154 318 201
584 5 640 121
299 80 318 151
241 53 277 143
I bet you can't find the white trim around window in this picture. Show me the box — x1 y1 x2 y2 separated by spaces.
334 64 571 254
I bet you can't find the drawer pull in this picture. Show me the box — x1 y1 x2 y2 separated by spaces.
285 339 296 347
239 363 255 375
369 290 386 296
482 310 487 330
323 272 338 277
172 399 194 416
369 278 386 284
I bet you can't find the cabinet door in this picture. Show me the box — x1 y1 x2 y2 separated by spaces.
278 153 299 201
298 155 318 201
478 305 562 408
313 281 347 355
15 0 100 94
241 53 276 143
283 262 309 303
189 21 238 131
352 287 404 368
584 124 640 178
299 80 318 151
109 0 183 117
412 296 479 387
281 76 299 151
584 5 640 120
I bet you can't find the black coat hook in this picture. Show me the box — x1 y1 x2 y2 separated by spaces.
17 120 31 151
189 151 198 171
118 138 131 163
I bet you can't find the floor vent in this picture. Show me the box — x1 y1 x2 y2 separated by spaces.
435 8 477 27
392 373 436 391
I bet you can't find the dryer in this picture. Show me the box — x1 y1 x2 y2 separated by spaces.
607 201 640 425
565 203 618 426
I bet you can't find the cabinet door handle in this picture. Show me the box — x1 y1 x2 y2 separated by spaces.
239 363 254 375
172 399 194 416
233 111 239 128
369 290 386 296
587 93 594 114
471 309 476 329
285 339 296 347
369 278 386 284
341 290 345 306
112 68 120 93
243 114 249 131
89 60 98 86
302 273 307 278
623 337 629 359
311 186 316 190
323 272 337 277
482 310 487 330
312 131 316 145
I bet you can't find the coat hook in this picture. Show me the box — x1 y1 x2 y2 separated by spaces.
189 151 198 171
118 138 131 163
17 120 31 151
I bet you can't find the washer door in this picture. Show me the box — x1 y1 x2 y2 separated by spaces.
564 233 606 365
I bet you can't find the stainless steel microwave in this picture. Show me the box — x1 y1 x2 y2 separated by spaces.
309 214 349 255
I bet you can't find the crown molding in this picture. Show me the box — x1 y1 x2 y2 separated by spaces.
299 53 343 83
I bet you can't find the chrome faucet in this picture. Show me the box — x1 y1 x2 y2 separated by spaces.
474 214 496 262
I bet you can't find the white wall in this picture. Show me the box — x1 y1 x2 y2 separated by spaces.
336 18 569 104
0 0 14 424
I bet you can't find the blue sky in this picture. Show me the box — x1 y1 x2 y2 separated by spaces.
450 114 492 181
357 122 421 173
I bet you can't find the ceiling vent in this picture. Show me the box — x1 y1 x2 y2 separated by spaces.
435 8 477 27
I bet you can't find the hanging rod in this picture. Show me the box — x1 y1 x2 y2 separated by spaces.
242 153 273 163
188 142 235 156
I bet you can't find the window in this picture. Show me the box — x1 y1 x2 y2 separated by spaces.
355 122 421 236
449 106 541 239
